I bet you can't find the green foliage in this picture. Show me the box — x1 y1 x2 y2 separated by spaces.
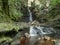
50 0 60 8
0 0 24 22
8 0 23 22
0 37 12 43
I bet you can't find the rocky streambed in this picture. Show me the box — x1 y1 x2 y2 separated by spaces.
0 27 60 45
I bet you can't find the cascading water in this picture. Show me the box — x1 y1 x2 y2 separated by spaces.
28 7 56 37
28 7 33 22
28 7 38 36
28 7 43 37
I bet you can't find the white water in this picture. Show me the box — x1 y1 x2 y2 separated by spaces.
29 25 55 37
28 7 33 22
28 7 37 36
30 26 38 36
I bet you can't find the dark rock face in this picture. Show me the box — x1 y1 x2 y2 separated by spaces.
4 30 17 37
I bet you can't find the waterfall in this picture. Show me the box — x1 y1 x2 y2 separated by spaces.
28 6 55 37
28 7 53 37
28 7 37 36
28 7 33 22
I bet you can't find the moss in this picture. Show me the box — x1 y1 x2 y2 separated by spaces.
0 22 23 32
0 37 12 43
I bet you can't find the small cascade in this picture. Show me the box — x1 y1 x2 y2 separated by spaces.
28 7 37 36
30 25 56 37
30 26 38 36
28 7 36 36
28 7 33 22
